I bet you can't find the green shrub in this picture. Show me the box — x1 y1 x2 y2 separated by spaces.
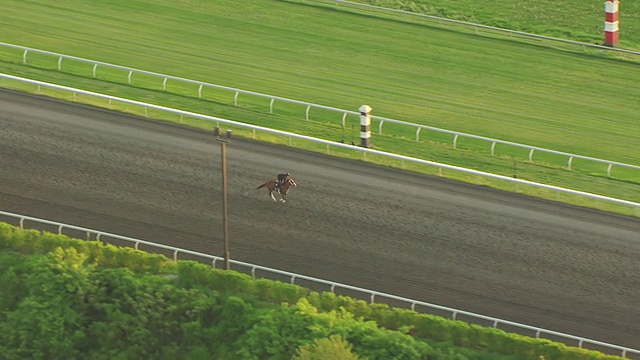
252 278 308 303
292 335 360 360
0 223 628 360
235 303 315 359
295 298 435 360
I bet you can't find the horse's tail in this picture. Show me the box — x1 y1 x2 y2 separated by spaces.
256 182 267 189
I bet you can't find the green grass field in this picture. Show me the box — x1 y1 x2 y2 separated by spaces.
354 0 640 48
1 0 639 215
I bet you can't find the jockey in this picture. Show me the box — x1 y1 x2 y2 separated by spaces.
276 172 290 190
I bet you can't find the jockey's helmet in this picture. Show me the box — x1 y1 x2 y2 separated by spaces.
286 172 290 176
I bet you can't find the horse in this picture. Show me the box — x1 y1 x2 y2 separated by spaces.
256 178 297 202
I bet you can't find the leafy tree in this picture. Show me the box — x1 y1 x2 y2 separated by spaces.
0 248 92 360
235 304 315 359
0 252 30 313
292 335 361 360
0 229 626 360
295 299 434 360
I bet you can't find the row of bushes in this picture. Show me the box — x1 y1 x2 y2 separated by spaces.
0 224 465 359
178 260 626 360
0 222 626 359
2 247 439 359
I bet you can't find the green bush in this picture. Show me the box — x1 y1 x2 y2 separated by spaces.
292 335 360 360
0 223 172 274
0 223 628 360
295 298 434 360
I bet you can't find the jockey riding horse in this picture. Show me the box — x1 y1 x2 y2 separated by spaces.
257 176 297 203
276 172 290 191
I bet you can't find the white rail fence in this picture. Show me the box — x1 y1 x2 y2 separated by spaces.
1 42 639 179
0 210 638 358
2 73 640 216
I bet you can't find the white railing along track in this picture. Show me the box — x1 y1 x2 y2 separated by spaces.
1 73 639 216
0 210 638 358
1 42 639 178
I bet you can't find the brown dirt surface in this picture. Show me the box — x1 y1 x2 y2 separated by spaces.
0 88 638 352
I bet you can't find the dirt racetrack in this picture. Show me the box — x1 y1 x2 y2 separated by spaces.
1 89 638 352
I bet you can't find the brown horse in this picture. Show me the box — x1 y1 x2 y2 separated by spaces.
256 178 297 202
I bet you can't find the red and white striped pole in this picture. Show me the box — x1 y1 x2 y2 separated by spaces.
604 0 620 47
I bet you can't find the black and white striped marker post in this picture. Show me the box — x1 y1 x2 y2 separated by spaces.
359 105 372 148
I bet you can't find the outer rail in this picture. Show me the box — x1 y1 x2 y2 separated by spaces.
0 210 638 358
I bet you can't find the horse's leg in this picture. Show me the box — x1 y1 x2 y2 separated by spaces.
269 190 277 202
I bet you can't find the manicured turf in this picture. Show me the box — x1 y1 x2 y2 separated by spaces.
0 0 639 213
365 0 640 48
